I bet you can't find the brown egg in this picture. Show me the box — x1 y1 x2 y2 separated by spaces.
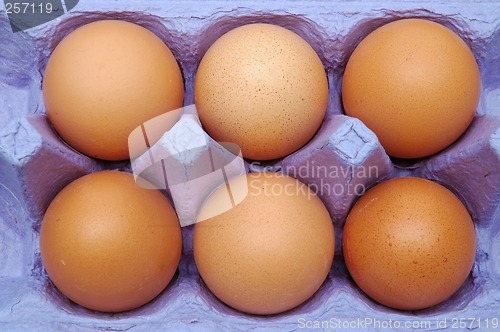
342 19 480 158
195 23 328 161
43 20 184 161
343 177 476 310
193 172 334 315
40 171 182 312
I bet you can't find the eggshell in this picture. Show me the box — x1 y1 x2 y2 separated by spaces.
342 19 481 158
193 172 334 315
343 177 476 310
39 171 182 312
195 23 328 161
43 20 184 161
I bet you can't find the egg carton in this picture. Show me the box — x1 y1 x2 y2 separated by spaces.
0 1 499 331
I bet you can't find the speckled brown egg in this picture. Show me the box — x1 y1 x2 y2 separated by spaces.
40 171 182 312
43 20 184 161
193 172 334 315
195 23 328 161
342 19 480 158
343 177 476 310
